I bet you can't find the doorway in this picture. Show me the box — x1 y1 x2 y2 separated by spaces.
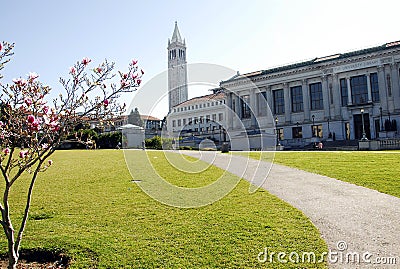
353 113 370 140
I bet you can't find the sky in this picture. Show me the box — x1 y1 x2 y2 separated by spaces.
2 0 400 119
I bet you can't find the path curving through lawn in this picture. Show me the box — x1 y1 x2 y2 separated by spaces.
182 151 400 269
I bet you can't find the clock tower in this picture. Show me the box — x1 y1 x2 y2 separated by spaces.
168 22 188 112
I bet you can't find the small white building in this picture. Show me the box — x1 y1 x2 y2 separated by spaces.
119 124 145 149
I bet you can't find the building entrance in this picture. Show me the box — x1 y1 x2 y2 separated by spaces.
353 113 370 140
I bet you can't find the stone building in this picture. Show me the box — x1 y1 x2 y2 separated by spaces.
166 89 228 146
221 41 400 150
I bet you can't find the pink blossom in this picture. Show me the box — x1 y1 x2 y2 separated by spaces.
42 106 49 114
103 99 109 107
131 73 137 79
19 150 28 158
96 67 102 73
28 72 39 82
12 78 27 86
141 69 144 75
136 79 142 85
27 115 35 124
82 57 91 66
122 73 128 79
0 121 4 127
3 148 10 155
48 160 53 166
70 66 76 74
132 59 138 66
24 98 33 106
0 43 2 52
50 121 60 132
120 80 129 88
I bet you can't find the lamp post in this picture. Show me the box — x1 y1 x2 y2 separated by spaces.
360 108 368 141
275 117 281 146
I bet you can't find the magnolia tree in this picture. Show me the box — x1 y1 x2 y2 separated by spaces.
0 41 143 268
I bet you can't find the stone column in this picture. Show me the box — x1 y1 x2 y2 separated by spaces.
250 89 257 127
346 77 352 105
283 83 291 123
332 74 341 119
391 63 400 111
226 92 233 130
322 75 330 119
266 86 273 116
377 66 388 111
302 79 310 121
366 73 372 102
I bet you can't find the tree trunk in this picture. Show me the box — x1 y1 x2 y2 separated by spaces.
5 226 18 269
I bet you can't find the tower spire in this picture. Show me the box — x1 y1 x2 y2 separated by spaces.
171 21 183 44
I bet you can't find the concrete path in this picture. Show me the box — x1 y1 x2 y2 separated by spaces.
182 151 400 268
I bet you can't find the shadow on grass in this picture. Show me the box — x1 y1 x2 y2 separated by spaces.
0 248 71 268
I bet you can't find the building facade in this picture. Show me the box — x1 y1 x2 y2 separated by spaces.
168 22 188 112
166 89 228 146
221 41 400 150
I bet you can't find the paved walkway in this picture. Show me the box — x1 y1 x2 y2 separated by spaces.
182 151 400 268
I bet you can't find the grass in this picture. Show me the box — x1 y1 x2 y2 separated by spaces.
244 151 400 198
1 150 327 268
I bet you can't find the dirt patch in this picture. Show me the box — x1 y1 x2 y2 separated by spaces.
0 249 70 268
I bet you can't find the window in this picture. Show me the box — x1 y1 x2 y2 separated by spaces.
172 120 176 127
194 117 198 124
199 104 202 108
311 124 323 138
240 95 251 119
292 127 302 139
195 105 198 109
199 116 204 124
188 118 192 125
291 86 303 112
387 74 392 96
340 78 348 106
258 91 268 116
177 119 181 127
212 114 217 121
183 119 186 125
350 75 368 105
206 115 210 122
273 89 285 114
370 73 379 102
218 113 223 121
309 82 323 110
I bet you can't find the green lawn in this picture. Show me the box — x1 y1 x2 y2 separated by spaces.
1 150 327 268
245 151 400 198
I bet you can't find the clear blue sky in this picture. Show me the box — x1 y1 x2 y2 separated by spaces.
2 0 400 118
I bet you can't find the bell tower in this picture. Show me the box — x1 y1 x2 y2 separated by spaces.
168 21 188 112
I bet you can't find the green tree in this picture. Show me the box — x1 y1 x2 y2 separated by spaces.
128 107 143 127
